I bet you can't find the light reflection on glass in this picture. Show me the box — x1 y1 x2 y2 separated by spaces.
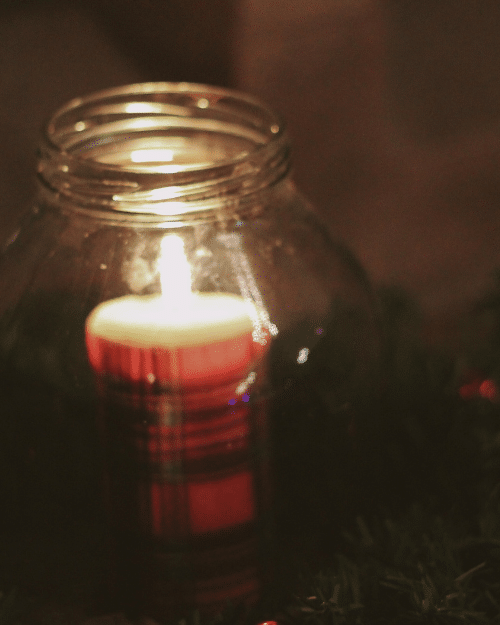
297 347 310 364
130 149 175 163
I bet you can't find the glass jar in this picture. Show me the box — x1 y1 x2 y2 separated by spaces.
0 83 380 621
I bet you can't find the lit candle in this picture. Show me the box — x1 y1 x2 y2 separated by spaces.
85 235 271 617
86 291 264 395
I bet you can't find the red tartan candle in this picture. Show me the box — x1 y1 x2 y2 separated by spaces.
86 291 267 528
86 292 265 392
85 236 271 620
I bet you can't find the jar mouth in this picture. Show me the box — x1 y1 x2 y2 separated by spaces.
37 82 290 221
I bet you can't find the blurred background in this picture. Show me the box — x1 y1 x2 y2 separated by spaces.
2 0 500 338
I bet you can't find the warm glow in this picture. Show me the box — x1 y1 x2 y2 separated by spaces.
297 347 310 364
158 235 192 302
124 102 161 114
130 148 175 163
235 371 257 397
128 118 160 130
479 379 498 402
147 187 182 201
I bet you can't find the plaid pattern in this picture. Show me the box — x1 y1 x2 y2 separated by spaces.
86 329 271 620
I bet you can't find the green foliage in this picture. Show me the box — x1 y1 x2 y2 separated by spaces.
272 282 500 624
284 505 500 624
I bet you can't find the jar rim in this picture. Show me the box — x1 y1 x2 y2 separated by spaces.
37 82 290 222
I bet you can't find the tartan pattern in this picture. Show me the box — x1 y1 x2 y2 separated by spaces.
86 330 268 392
86 329 271 620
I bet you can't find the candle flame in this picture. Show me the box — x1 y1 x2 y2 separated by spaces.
159 235 192 302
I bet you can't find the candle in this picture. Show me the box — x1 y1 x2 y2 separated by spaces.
86 291 265 394
85 235 271 619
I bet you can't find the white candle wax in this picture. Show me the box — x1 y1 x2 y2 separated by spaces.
86 292 257 349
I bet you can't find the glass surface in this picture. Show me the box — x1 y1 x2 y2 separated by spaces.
0 82 380 621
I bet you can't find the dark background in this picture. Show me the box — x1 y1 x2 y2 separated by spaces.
2 3 500 620
2 0 500 337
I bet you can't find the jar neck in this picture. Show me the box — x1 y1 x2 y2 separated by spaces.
36 83 291 223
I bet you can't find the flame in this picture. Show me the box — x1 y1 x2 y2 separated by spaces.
158 235 192 303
